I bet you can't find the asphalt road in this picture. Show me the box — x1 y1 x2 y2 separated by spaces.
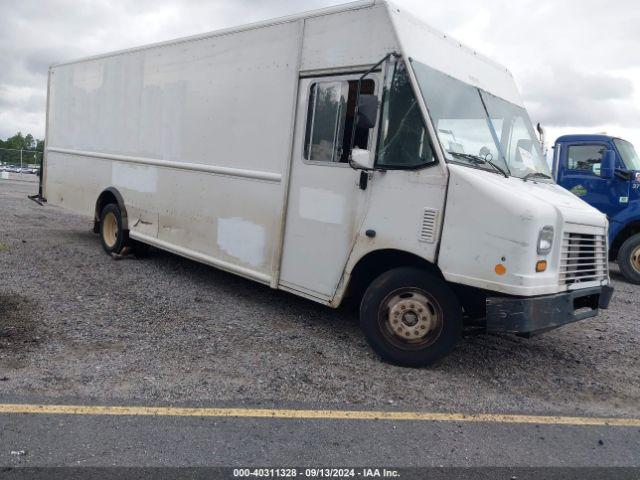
1 176 639 469
2 403 639 467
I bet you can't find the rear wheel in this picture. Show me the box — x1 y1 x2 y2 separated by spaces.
618 233 640 284
360 267 462 367
99 203 128 255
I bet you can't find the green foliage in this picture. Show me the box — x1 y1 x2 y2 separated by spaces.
24 134 34 150
0 132 44 166
0 132 43 151
5 132 26 150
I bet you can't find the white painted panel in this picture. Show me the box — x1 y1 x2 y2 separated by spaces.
301 4 397 72
280 75 373 299
438 164 607 296
217 217 266 268
111 163 158 193
45 152 111 215
129 210 159 238
47 20 301 174
346 168 447 270
298 187 346 225
45 17 303 283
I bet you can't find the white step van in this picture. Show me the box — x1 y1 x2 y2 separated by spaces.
42 0 613 366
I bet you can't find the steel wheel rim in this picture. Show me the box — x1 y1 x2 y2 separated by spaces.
378 287 444 350
102 212 118 249
631 245 640 273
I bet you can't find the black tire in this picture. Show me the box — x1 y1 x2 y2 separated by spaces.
99 203 128 255
360 267 462 367
617 233 640 285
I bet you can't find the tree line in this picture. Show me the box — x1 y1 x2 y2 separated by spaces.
0 132 44 166
0 132 45 153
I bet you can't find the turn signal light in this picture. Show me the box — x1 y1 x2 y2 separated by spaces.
494 264 506 276
536 260 547 272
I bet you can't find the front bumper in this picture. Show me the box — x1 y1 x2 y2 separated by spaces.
485 285 614 336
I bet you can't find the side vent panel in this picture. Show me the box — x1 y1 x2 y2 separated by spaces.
418 208 439 243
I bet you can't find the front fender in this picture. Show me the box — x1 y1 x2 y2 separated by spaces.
609 205 640 243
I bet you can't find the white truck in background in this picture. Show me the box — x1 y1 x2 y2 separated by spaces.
42 0 613 366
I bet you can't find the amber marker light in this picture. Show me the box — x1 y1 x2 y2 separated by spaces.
494 264 506 275
536 260 547 272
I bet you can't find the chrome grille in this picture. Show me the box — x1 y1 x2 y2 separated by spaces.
560 232 608 285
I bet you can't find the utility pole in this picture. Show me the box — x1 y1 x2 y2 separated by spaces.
20 149 23 171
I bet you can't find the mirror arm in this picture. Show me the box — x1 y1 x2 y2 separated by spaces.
348 51 401 171
359 171 368 190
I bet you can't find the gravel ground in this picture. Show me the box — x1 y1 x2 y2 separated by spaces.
1 177 639 417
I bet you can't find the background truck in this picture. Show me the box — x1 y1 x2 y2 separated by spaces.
42 0 612 367
553 134 640 284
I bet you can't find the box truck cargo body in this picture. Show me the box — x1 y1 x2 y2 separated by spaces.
43 1 613 366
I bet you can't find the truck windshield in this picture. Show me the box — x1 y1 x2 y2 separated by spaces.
614 138 640 170
410 60 551 179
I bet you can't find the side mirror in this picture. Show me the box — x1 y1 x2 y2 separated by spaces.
351 148 374 170
536 123 546 151
600 150 616 179
356 94 379 129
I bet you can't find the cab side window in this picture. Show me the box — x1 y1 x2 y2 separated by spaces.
566 145 605 176
303 79 375 163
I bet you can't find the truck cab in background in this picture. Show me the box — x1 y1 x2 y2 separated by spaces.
553 135 640 283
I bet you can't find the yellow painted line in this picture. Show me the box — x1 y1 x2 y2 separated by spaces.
0 403 639 427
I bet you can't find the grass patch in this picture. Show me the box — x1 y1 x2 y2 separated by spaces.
0 242 9 252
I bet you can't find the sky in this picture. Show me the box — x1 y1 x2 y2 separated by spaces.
1 0 639 152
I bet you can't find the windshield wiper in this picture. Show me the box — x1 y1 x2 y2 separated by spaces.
522 172 552 182
446 151 509 178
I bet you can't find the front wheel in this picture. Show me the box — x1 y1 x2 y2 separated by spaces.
618 233 640 285
360 267 462 367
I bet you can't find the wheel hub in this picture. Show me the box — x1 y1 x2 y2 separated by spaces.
102 212 118 248
632 245 640 273
402 311 419 327
387 294 436 340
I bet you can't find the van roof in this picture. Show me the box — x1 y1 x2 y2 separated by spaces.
51 0 376 68
50 0 521 106
51 0 508 75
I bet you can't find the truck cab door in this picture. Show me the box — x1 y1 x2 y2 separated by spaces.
278 74 379 302
557 142 630 218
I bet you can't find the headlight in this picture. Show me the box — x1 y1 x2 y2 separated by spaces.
537 226 554 255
